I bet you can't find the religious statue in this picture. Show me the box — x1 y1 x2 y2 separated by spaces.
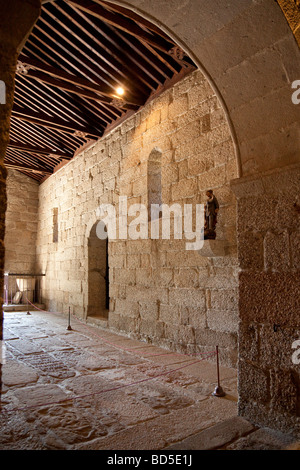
204 189 219 240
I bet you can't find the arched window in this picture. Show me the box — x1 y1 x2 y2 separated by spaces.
147 147 162 219
52 208 58 243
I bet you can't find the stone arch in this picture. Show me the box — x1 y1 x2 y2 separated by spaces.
109 0 300 178
108 0 300 436
1 0 299 438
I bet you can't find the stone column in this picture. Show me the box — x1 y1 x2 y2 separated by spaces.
231 163 300 437
0 0 41 406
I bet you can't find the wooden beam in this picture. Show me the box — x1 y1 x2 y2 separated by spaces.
18 54 143 106
67 0 173 53
37 5 155 95
10 116 81 157
94 1 173 41
12 104 103 138
27 70 140 110
4 161 52 175
8 140 73 159
15 70 111 129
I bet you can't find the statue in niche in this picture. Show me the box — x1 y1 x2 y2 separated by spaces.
204 189 219 240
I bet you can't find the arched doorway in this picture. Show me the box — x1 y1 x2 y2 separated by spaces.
87 221 109 319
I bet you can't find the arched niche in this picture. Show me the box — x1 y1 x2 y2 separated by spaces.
87 221 109 319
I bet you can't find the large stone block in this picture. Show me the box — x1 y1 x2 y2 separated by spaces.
207 309 238 334
238 360 270 404
270 368 299 415
180 305 206 329
169 287 206 309
210 288 239 311
238 322 260 363
238 230 264 270
266 229 289 267
114 299 139 319
239 272 300 326
290 231 300 270
159 303 180 324
168 93 189 119
194 327 237 351
171 177 198 200
258 324 300 370
139 301 159 321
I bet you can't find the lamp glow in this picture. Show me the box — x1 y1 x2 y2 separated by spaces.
116 86 125 96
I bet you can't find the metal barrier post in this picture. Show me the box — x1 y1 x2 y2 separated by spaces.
212 345 226 397
66 307 73 331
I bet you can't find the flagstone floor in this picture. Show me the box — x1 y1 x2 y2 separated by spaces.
0 310 297 451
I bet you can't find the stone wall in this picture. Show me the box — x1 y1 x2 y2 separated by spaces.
3 170 39 302
231 163 300 436
36 69 239 366
4 169 39 274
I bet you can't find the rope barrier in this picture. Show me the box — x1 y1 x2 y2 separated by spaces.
24 298 218 360
1 352 217 415
1 300 225 415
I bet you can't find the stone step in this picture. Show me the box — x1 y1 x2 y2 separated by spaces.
3 304 45 312
85 315 109 329
166 416 298 450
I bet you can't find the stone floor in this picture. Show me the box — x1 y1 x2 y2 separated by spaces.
0 310 298 451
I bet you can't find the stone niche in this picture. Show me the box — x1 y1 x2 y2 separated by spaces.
35 69 239 367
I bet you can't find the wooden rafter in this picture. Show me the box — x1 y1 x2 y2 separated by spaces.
67 0 174 53
17 54 143 107
94 1 173 40
8 140 73 159
15 73 111 129
12 104 103 138
40 3 159 94
19 68 139 109
5 161 53 175
7 0 196 182
10 117 83 155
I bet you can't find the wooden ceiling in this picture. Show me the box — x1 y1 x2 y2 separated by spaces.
6 0 196 182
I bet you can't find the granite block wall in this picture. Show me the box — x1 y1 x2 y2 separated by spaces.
35 69 239 366
231 163 300 435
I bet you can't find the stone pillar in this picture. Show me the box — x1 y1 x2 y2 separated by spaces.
231 163 300 437
0 0 41 405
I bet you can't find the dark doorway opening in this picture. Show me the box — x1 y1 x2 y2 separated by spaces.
87 221 109 318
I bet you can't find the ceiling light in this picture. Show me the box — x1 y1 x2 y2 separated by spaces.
116 86 125 96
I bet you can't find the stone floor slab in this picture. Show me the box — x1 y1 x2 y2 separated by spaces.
227 427 298 450
0 310 297 451
167 416 256 450
2 359 39 387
